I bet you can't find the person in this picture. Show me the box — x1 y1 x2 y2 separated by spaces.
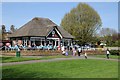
85 53 87 59
14 44 19 50
62 46 65 55
106 48 110 59
69 47 73 55
61 46 65 51
15 44 21 57
84 50 87 59
47 44 50 50
65 48 68 56
62 50 65 55
19 44 23 50
17 46 20 53
72 47 76 56
77 47 82 56
32 43 36 50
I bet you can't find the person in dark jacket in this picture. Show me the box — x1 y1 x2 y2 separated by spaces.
106 48 110 59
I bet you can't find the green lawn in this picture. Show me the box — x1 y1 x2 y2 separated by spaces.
1 56 41 63
1 55 71 63
90 54 119 59
2 59 118 78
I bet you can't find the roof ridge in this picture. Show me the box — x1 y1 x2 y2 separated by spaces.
32 17 49 21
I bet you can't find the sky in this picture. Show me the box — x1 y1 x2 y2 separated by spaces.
2 2 118 32
1 0 119 2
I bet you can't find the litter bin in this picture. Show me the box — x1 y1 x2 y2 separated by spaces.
16 51 20 57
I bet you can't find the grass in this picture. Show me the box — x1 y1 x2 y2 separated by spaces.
2 59 118 78
1 56 41 63
1 55 71 63
90 54 119 59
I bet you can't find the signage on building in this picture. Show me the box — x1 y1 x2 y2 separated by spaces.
52 31 55 37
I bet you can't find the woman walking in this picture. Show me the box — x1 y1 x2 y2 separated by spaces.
72 48 76 56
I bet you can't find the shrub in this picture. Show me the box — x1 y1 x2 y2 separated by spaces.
110 50 120 56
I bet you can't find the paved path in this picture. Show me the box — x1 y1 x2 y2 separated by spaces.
1 56 119 66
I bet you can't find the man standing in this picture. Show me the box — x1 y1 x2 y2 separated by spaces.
78 47 82 56
72 47 77 56
106 48 110 59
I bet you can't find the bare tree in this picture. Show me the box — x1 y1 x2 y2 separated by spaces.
10 25 15 33
2 25 6 33
99 28 117 37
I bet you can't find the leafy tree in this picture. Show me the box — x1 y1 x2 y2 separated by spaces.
61 3 102 45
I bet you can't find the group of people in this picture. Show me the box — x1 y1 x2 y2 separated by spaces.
61 46 111 59
61 46 88 59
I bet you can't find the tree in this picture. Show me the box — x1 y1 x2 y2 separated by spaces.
99 28 117 37
10 25 15 33
2 25 6 33
1 25 7 40
61 3 102 45
0 28 2 40
99 28 119 46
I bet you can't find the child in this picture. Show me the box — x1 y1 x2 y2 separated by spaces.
65 48 68 56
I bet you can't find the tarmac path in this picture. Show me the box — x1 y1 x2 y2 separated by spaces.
1 55 119 66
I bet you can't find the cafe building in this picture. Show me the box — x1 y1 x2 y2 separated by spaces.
8 17 74 48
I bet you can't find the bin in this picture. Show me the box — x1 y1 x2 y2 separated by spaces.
16 51 20 57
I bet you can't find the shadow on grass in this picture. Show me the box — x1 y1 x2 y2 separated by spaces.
2 57 15 60
2 67 118 80
2 57 14 62
2 67 66 78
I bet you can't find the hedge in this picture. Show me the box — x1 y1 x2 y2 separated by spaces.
110 50 120 56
